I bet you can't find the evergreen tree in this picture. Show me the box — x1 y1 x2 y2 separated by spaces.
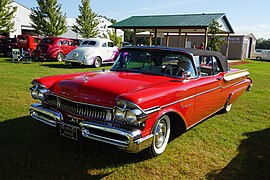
103 29 122 46
72 0 99 38
0 0 17 35
208 19 226 51
30 0 67 36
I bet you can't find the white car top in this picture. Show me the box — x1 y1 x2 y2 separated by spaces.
64 38 119 67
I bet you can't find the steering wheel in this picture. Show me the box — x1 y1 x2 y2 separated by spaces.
164 64 185 76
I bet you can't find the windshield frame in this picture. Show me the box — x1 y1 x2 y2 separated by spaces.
111 48 196 78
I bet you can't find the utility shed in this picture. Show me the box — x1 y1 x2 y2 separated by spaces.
110 13 234 57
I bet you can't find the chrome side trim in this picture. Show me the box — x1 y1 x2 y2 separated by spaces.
187 107 224 130
144 106 161 114
160 86 221 109
143 79 249 114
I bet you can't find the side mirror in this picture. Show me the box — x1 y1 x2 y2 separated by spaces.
182 70 191 78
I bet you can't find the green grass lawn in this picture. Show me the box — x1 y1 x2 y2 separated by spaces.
0 56 269 179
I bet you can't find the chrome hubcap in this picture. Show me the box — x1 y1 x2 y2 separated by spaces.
155 120 167 148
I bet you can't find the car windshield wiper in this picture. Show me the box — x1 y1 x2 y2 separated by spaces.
110 68 141 73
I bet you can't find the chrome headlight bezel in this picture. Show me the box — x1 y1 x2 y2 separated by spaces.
113 100 147 125
30 83 50 101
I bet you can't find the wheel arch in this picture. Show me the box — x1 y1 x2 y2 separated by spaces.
151 110 187 134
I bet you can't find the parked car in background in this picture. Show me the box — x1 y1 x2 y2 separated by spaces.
17 34 42 55
29 46 252 156
2 38 18 57
33 37 79 61
0 37 6 53
253 49 270 60
64 38 119 67
71 38 83 46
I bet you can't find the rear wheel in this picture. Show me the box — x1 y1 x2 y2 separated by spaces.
221 103 232 113
148 115 171 157
94 57 102 68
56 52 64 62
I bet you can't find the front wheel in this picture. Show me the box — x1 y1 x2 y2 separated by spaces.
148 115 171 157
56 52 64 62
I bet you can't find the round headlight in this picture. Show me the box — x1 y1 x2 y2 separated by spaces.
30 89 38 99
37 90 45 101
114 107 125 121
125 110 137 124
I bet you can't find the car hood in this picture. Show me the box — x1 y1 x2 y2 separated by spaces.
50 71 176 107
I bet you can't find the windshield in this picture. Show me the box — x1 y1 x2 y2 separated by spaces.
111 49 195 77
81 40 97 46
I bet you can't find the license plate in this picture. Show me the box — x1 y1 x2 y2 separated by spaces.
60 123 78 140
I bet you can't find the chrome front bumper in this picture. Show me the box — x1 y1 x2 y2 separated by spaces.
29 103 153 153
64 59 83 64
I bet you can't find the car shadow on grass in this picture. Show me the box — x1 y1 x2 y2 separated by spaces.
207 128 270 179
0 116 149 179
40 63 88 69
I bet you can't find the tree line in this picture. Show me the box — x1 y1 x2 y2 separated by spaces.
256 38 270 49
0 0 123 45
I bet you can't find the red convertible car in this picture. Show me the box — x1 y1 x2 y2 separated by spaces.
29 46 252 156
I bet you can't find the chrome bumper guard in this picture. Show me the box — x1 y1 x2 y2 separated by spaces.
30 103 63 127
29 103 153 153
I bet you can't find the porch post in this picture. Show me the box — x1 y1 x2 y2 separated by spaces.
178 29 181 47
204 28 208 50
184 33 188 48
154 29 158 46
226 33 230 58
149 32 152 46
166 33 170 47
133 29 136 45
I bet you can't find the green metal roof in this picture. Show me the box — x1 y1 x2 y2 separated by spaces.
110 13 234 33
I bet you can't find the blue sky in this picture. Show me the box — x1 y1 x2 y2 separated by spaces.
15 0 270 39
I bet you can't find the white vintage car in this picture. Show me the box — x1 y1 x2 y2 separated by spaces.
64 38 119 67
253 49 270 61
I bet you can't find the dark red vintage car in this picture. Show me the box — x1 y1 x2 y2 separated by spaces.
29 46 252 156
1 37 18 57
33 37 79 61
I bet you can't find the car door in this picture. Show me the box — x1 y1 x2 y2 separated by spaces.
62 40 72 55
100 41 117 62
192 56 225 124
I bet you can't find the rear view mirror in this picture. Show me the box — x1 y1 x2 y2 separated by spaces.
182 70 191 78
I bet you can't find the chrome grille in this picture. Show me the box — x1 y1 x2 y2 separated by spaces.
55 97 112 121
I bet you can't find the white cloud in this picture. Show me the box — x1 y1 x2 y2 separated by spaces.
234 24 270 39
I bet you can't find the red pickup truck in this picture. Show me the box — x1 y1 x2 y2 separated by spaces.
17 34 42 55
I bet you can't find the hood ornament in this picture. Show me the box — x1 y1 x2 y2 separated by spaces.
82 75 88 82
